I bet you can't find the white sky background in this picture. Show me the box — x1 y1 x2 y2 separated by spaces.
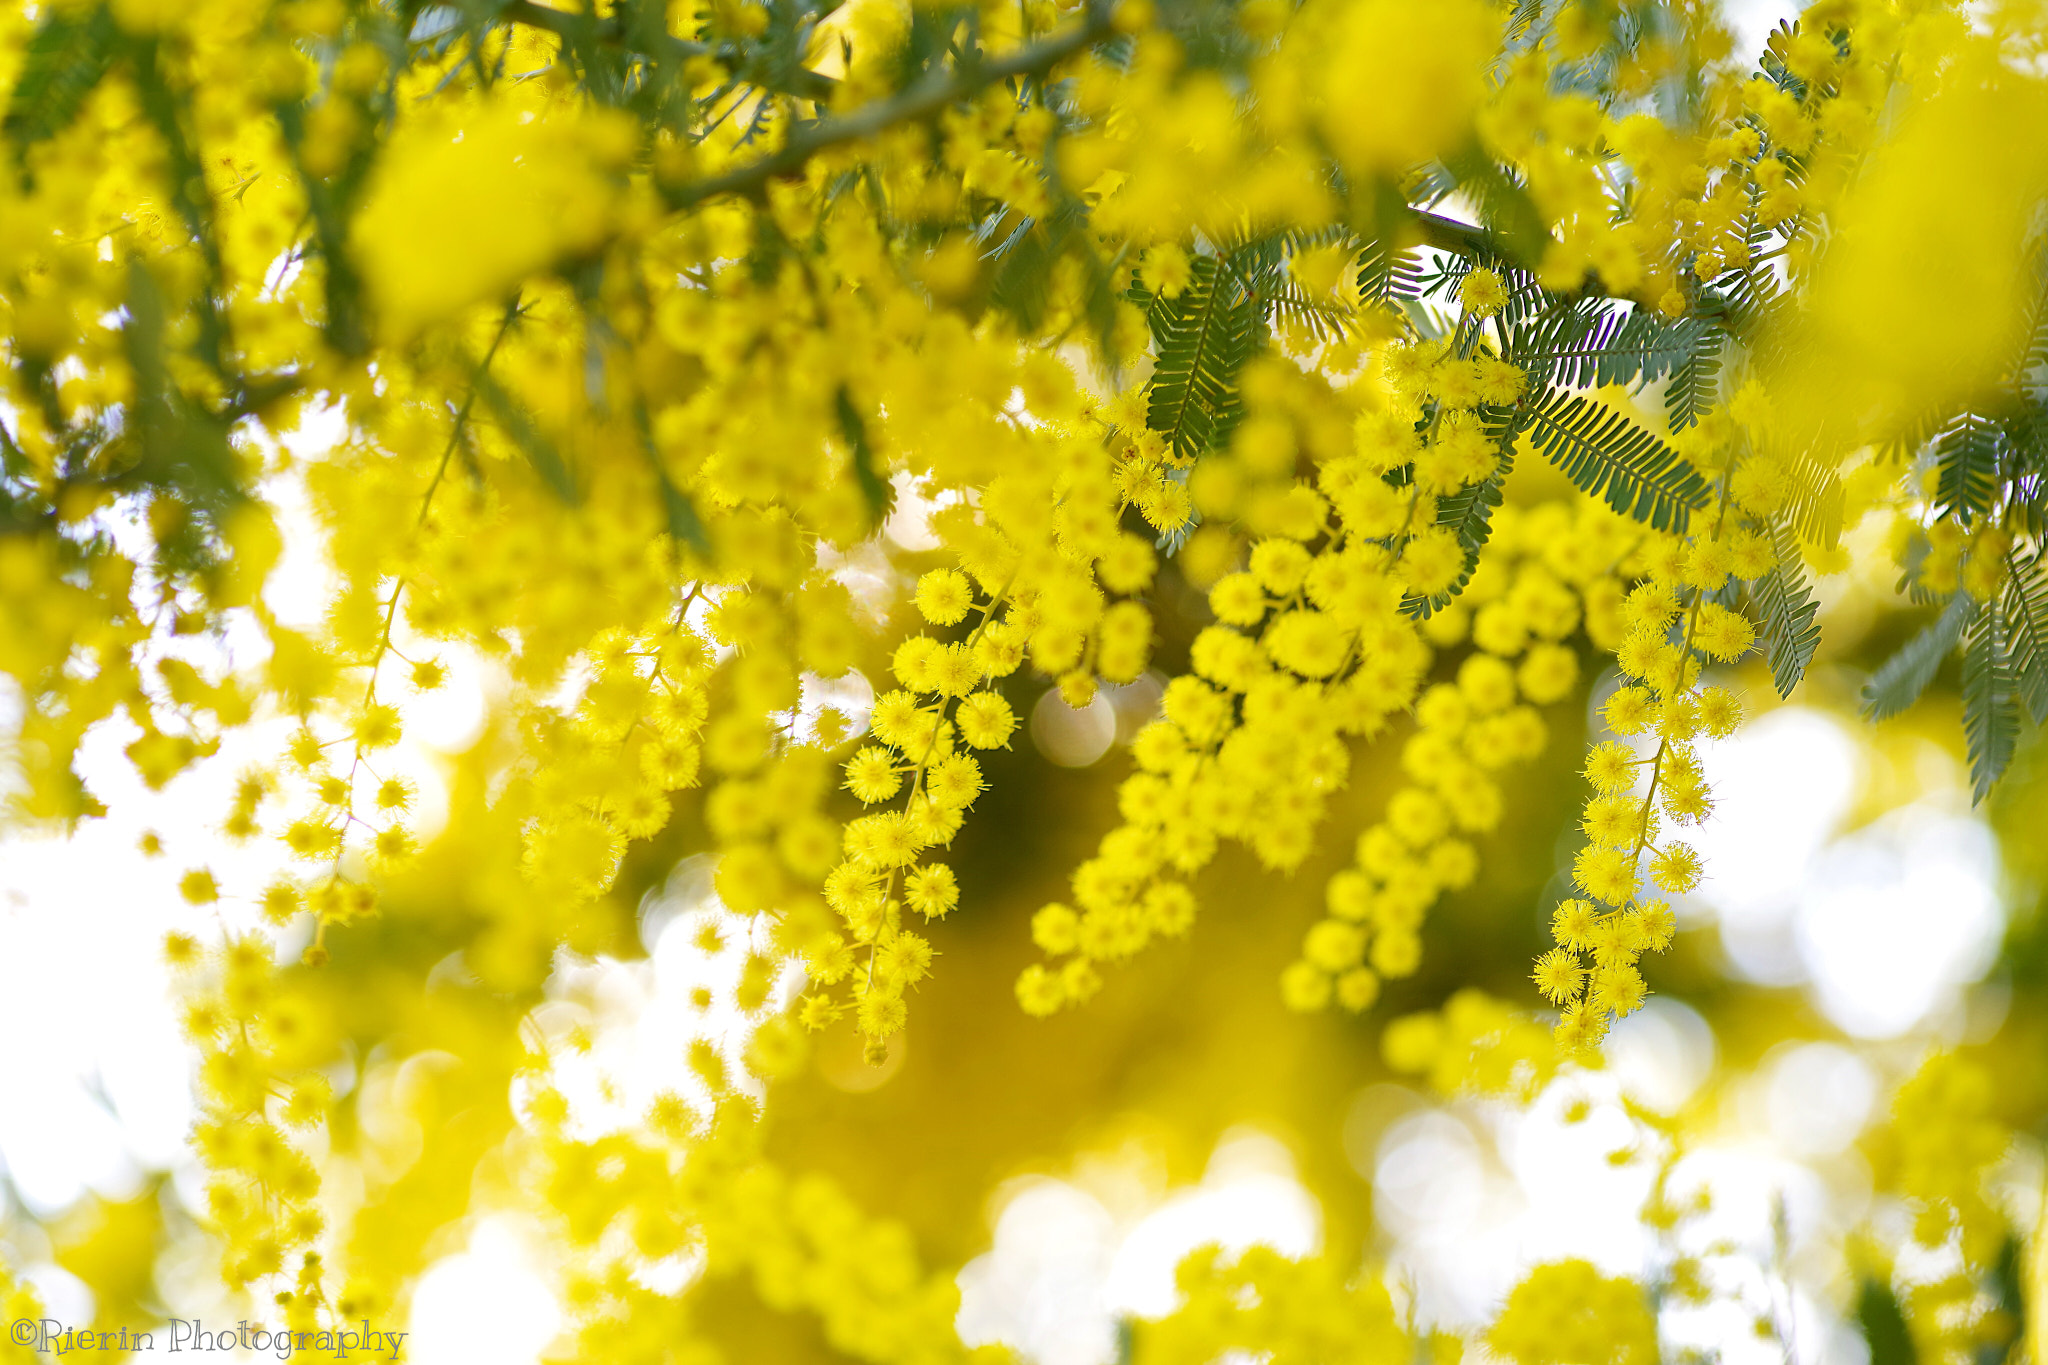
1 1 2026 1361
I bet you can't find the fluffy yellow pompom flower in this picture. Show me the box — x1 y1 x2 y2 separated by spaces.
924 754 985 809
843 748 902 804
350 103 629 338
914 569 974 625
1139 243 1193 298
957 692 1019 749
1280 960 1335 1011
1602 685 1655 735
354 704 401 750
1693 603 1756 661
163 930 203 969
1550 899 1598 950
1517 644 1580 705
1399 527 1466 598
1650 842 1702 894
1532 948 1584 1004
1696 686 1744 738
1459 266 1509 317
1015 964 1064 1016
1581 794 1644 849
1583 741 1639 792
1573 845 1637 906
1629 900 1677 952
1209 572 1269 627
1592 965 1648 1017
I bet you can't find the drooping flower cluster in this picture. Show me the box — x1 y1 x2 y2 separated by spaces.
1536 515 1760 1048
1285 496 1632 1013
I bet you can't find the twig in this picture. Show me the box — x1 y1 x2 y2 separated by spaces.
501 0 838 103
663 0 1115 210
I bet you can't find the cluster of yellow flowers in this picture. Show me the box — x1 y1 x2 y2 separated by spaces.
1132 1244 1412 1365
1285 496 1633 1013
542 1113 984 1365
1485 1258 1660 1365
1535 461 1771 1047
0 1265 41 1365
1867 1053 2020 1364
162 929 331 1301
1380 988 1563 1101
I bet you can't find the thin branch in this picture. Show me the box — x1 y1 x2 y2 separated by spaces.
662 0 1116 210
1412 210 1493 260
500 0 839 103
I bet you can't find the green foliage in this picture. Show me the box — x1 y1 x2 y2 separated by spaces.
2004 546 2048 725
1777 449 1847 552
2 4 116 154
1355 237 1422 308
1752 519 1822 699
1440 144 1549 266
118 261 240 511
1661 321 1723 433
1935 413 2002 526
1230 228 1359 343
1509 302 1713 397
987 202 1122 354
1962 598 2021 803
1519 388 1711 532
1855 1277 1919 1365
1139 252 1264 462
836 388 896 530
1862 590 1974 723
472 368 578 504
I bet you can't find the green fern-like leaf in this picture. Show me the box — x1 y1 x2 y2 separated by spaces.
1509 305 1718 412
1521 388 1712 531
1861 590 1975 722
1755 449 1846 552
1600 312 1707 390
835 387 894 529
1441 145 1548 265
1752 518 1821 699
2004 545 2048 725
1356 237 1422 307
3 6 118 154
2005 400 2048 541
1262 280 1356 344
1144 253 1262 462
986 207 1122 362
473 368 578 504
1505 300 1612 390
1662 324 1723 432
1708 265 1785 345
1962 600 2020 803
1934 413 2001 526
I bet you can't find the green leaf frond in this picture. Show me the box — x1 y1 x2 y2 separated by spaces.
2003 545 2048 726
1862 589 1976 723
1751 518 1822 699
1520 389 1712 532
1962 599 2021 803
1141 252 1264 462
